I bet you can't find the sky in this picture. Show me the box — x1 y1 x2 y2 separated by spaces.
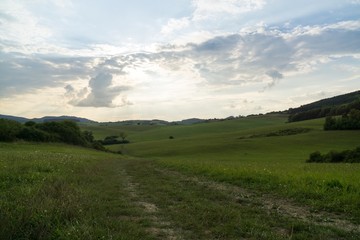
0 0 360 122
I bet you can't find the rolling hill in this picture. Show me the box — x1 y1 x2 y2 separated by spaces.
1 90 360 239
0 114 96 123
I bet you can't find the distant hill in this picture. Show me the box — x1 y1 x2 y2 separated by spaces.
288 90 360 122
32 116 97 123
0 114 30 123
288 90 360 114
102 119 170 126
174 118 206 125
2 90 360 125
0 115 96 123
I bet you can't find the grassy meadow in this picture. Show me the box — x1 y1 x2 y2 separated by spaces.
0 142 158 239
97 115 360 224
1 114 359 239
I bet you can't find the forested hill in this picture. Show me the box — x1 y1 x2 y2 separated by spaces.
0 115 96 123
288 90 360 122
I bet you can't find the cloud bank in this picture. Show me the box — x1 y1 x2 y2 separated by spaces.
0 1 359 121
1 20 360 109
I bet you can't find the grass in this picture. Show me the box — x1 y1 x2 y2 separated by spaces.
0 142 155 239
81 114 287 142
1 114 359 239
121 158 359 239
106 115 360 224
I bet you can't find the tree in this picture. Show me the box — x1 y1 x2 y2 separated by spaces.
17 127 50 142
0 119 23 141
324 116 336 130
324 108 360 130
119 132 127 142
24 121 36 127
82 130 94 143
36 120 86 145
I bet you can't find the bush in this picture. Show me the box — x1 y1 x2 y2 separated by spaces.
307 147 360 163
100 135 130 145
307 151 323 163
17 127 52 142
0 119 23 142
36 121 86 146
92 141 107 151
0 119 107 152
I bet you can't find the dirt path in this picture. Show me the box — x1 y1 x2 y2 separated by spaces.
154 167 360 233
117 159 359 239
120 169 183 240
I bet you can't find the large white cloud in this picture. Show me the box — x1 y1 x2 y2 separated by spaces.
70 72 131 108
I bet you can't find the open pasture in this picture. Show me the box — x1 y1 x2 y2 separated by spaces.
1 114 359 239
106 115 360 223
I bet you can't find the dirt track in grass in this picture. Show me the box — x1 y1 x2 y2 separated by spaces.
153 167 360 233
118 158 359 239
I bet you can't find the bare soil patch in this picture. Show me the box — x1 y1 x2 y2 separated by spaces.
120 169 183 240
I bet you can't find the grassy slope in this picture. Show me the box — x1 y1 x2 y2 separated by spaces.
104 115 360 223
0 143 156 239
2 113 360 239
81 114 286 142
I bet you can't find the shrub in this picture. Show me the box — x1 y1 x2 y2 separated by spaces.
92 141 107 151
16 127 52 142
101 135 130 145
0 119 23 142
36 121 86 146
307 151 323 163
307 147 360 163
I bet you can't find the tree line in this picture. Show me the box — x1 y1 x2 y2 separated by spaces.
288 100 360 122
0 119 106 151
307 146 360 163
324 109 360 130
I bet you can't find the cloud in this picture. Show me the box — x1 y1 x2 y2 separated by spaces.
0 1 53 53
193 34 241 52
0 52 93 96
161 17 190 35
261 69 284 91
64 84 88 99
80 20 360 91
2 16 360 109
69 72 131 108
192 0 266 21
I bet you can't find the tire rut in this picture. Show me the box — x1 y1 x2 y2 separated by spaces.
154 167 360 233
120 169 183 240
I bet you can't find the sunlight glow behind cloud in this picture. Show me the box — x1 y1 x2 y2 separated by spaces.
0 0 359 121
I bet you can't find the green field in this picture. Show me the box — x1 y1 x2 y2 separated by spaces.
1 115 360 239
99 115 360 224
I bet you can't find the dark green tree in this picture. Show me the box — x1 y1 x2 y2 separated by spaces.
0 119 23 141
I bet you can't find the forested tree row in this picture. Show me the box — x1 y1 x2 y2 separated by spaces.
307 146 360 163
0 119 105 150
288 90 360 114
324 109 360 130
288 100 360 122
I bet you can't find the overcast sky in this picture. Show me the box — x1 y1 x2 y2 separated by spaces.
1 0 359 121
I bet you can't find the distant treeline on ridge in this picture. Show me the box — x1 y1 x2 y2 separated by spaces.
288 90 360 122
